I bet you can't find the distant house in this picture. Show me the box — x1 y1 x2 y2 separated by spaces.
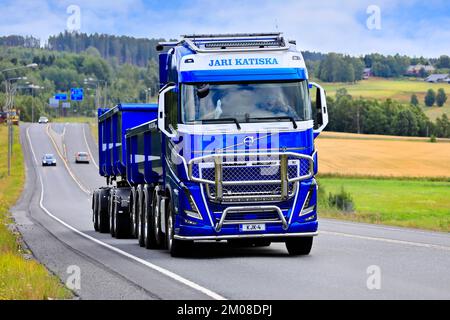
425 74 450 83
363 68 372 80
406 64 435 76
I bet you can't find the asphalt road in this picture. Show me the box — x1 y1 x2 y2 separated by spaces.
14 123 450 300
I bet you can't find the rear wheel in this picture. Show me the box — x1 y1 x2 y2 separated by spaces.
129 187 138 238
92 191 99 232
109 189 116 237
285 237 313 256
143 186 159 249
114 191 131 239
151 189 165 247
98 188 110 233
137 186 145 247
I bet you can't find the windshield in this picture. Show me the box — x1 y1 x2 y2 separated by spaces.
181 81 312 124
45 155 54 160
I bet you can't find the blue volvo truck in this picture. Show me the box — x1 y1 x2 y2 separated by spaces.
92 33 329 257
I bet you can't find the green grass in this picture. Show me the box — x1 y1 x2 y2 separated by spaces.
0 125 72 300
318 177 450 232
323 77 450 120
51 116 96 124
52 116 98 143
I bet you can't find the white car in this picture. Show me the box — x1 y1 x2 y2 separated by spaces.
75 152 90 164
38 116 49 124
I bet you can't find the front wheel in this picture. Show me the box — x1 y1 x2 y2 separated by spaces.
166 200 193 257
285 237 313 256
92 191 99 232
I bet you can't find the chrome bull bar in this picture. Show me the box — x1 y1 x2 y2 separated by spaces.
187 152 314 202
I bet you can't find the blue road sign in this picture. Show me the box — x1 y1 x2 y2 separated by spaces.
71 88 84 101
55 93 68 101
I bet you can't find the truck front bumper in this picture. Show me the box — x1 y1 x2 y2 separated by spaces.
174 220 318 241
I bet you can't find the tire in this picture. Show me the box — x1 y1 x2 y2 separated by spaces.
92 191 99 232
109 189 116 237
285 237 313 256
136 185 145 247
98 188 110 233
151 188 165 248
114 191 131 239
166 197 192 257
143 186 159 249
129 187 138 238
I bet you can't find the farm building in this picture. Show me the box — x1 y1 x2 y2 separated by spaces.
425 74 450 83
406 64 435 76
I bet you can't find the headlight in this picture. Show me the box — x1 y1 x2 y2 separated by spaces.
183 188 203 220
299 181 317 217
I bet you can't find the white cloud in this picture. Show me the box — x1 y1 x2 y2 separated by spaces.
0 0 448 57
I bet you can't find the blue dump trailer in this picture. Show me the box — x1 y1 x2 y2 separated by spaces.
92 33 329 257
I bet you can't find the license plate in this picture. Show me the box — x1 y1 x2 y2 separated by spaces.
241 224 266 232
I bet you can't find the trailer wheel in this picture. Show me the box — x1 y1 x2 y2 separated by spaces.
129 187 138 239
137 186 145 247
114 193 131 239
98 188 110 233
285 237 313 256
109 189 116 237
92 191 99 232
166 198 192 257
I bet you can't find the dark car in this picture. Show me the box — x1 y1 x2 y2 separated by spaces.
42 154 57 167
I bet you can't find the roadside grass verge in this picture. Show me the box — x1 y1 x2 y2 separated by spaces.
318 177 450 232
0 125 72 300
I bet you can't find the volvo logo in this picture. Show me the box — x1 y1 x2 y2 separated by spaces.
243 136 256 147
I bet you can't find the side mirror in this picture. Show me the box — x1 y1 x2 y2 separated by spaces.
310 82 329 137
158 84 177 138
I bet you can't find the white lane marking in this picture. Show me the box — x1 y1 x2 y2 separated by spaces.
82 125 99 170
322 218 450 237
26 125 226 301
321 231 450 252
46 124 91 195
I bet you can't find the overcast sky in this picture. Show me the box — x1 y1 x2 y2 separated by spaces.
0 0 449 57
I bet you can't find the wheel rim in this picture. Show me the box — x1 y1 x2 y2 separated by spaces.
154 203 159 236
168 214 173 250
144 203 148 242
138 208 142 239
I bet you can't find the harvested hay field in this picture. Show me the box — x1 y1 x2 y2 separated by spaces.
316 132 450 179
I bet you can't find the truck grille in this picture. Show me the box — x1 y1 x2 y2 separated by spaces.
188 153 314 203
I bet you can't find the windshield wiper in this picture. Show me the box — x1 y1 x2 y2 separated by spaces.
250 117 298 129
201 118 242 130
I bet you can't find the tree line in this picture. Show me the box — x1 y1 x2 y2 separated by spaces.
0 45 159 120
2 34 449 83
326 89 450 138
